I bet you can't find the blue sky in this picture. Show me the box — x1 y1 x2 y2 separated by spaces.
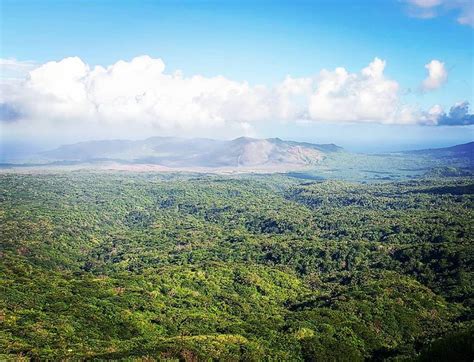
0 0 473 152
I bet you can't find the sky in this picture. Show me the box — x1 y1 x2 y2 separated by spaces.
0 0 473 155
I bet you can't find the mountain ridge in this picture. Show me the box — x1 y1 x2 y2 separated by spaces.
2 138 472 177
36 136 344 169
403 141 473 156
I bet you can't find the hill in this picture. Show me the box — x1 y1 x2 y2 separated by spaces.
404 141 473 159
1 139 472 180
36 136 343 169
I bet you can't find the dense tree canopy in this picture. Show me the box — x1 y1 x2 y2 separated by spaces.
0 173 472 360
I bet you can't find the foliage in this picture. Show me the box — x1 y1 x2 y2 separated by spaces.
0 172 472 360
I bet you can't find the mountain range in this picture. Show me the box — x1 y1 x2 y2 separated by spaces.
1 137 472 176
34 137 343 169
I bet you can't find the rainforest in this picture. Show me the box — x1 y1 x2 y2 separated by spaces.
1 172 472 360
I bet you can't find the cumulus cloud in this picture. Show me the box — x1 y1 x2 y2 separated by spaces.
1 56 275 138
0 55 470 140
405 0 474 27
436 101 474 125
422 60 448 91
417 102 474 126
308 58 416 124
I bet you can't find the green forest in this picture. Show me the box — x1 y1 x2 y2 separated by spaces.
1 172 473 360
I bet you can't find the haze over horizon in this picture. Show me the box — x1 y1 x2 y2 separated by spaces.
1 0 473 155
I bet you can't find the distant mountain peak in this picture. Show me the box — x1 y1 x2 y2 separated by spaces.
33 136 343 170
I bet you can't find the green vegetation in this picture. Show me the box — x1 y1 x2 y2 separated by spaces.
0 172 473 360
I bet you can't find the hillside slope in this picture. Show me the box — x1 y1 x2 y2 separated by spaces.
404 141 473 159
37 136 343 168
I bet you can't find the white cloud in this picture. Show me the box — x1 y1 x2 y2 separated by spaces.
1 56 277 139
436 101 474 125
0 58 36 70
0 58 36 82
308 58 416 124
405 0 474 27
419 104 445 125
422 60 448 91
0 55 466 141
418 102 474 126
